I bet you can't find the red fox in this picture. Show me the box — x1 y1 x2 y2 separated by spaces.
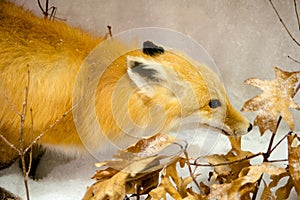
0 1 252 169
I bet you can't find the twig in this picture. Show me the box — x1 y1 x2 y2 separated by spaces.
1 89 21 116
294 0 300 31
288 55 300 64
268 158 288 163
24 102 78 154
26 108 34 176
18 65 31 200
183 149 203 195
104 25 113 40
37 0 48 19
0 134 21 154
293 81 300 97
192 152 262 167
37 0 65 21
268 0 300 46
19 66 30 156
269 132 291 154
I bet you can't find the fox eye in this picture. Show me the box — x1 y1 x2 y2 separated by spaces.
209 99 222 109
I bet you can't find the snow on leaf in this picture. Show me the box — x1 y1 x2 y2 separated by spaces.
242 67 300 135
83 133 186 199
288 134 300 197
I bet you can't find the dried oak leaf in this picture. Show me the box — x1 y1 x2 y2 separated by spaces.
204 137 253 184
288 134 300 197
275 176 294 200
242 67 300 135
268 170 294 199
149 158 201 200
207 163 286 200
83 133 186 199
261 180 275 200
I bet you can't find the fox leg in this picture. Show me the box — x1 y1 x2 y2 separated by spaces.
19 144 46 179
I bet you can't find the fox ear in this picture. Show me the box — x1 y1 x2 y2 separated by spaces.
126 56 178 97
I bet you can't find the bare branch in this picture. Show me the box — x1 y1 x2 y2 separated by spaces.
1 89 21 116
24 103 77 154
183 149 203 195
192 152 263 167
294 0 300 31
104 25 113 40
269 0 300 46
19 66 30 154
288 55 300 64
0 134 21 155
270 132 291 154
37 0 47 18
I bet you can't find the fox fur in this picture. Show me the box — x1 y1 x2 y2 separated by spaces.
0 1 252 167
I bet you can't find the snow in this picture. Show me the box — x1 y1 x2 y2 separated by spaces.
1 0 300 199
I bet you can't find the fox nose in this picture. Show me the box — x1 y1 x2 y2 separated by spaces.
247 123 253 132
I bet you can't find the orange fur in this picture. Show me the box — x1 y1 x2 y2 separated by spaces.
0 1 251 167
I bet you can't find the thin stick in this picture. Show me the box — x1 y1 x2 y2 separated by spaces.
192 152 262 167
268 158 288 163
183 149 203 195
26 108 34 175
288 55 300 64
18 66 31 200
24 103 77 154
294 0 300 31
104 25 113 40
270 132 290 154
293 82 300 97
37 0 47 19
0 134 20 154
268 0 300 46
1 90 21 116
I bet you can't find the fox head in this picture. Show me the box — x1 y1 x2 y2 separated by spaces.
95 41 252 145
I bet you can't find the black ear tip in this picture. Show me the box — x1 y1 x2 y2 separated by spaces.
142 41 164 56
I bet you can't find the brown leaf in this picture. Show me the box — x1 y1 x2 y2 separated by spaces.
261 180 275 200
242 67 300 135
269 171 290 188
207 163 286 199
275 176 294 200
205 143 254 183
82 170 128 200
288 134 300 197
84 133 186 199
149 158 200 200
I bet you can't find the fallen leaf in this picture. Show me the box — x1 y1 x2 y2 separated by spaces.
242 67 300 135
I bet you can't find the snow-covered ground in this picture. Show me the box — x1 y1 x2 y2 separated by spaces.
1 0 299 199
